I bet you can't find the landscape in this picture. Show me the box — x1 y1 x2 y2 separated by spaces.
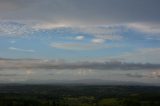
0 84 160 106
0 0 160 106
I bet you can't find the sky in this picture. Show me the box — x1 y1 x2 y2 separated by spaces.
0 0 160 85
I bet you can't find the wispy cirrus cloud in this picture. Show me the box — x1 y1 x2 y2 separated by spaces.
50 42 101 50
8 47 35 53
31 22 70 30
50 42 120 50
10 40 16 44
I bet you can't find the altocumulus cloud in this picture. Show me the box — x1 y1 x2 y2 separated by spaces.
0 0 160 37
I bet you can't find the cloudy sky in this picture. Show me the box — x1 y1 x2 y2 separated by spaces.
0 0 160 84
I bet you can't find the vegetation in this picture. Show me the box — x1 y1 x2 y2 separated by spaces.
0 84 160 106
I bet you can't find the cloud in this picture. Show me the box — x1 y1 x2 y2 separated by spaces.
0 57 160 71
75 35 84 40
0 0 160 37
125 70 160 79
0 73 20 77
1 20 159 41
0 21 123 42
0 21 34 36
50 42 101 50
32 22 70 30
118 48 160 64
74 26 123 40
127 23 160 35
91 38 105 44
0 0 160 25
10 40 16 44
26 69 34 75
151 71 160 78
125 73 144 78
8 47 35 53
50 42 119 50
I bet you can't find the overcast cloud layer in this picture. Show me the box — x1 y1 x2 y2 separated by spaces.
0 0 160 25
